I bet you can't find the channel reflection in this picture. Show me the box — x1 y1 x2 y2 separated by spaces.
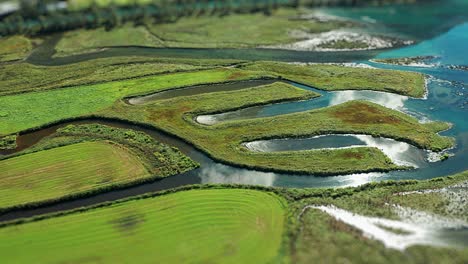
196 82 411 126
244 134 427 168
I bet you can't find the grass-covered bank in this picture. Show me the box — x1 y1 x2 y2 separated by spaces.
0 56 244 96
0 61 426 135
0 124 198 212
0 135 16 150
105 81 452 174
0 35 39 62
0 189 287 264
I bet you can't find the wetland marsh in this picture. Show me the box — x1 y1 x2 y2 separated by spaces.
0 1 467 263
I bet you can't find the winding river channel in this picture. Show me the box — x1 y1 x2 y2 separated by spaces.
0 9 467 221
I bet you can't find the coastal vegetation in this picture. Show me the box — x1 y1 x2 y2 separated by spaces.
0 124 198 211
372 56 438 66
0 189 286 264
0 59 447 175
291 170 468 263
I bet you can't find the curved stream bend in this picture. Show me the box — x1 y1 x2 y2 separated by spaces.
195 82 411 125
243 134 429 168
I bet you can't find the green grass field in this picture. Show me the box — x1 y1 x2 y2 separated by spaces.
55 24 164 57
0 141 149 209
0 124 198 210
0 189 286 264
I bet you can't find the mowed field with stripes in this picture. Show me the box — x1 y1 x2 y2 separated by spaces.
0 141 150 209
0 189 286 263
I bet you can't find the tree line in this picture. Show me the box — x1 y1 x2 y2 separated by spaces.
0 0 422 36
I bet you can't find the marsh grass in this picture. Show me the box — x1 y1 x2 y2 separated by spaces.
106 82 451 174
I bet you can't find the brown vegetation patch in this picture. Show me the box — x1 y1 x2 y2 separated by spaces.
227 71 247 80
148 109 177 121
340 151 364 160
331 102 401 125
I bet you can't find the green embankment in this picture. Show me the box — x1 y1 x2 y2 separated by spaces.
242 62 427 98
0 62 426 135
0 189 286 264
106 82 452 175
0 36 37 62
0 124 198 210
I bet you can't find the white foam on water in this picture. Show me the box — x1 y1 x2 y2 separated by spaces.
263 30 411 52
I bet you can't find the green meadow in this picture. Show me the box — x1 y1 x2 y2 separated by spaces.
0 141 148 209
0 189 286 264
